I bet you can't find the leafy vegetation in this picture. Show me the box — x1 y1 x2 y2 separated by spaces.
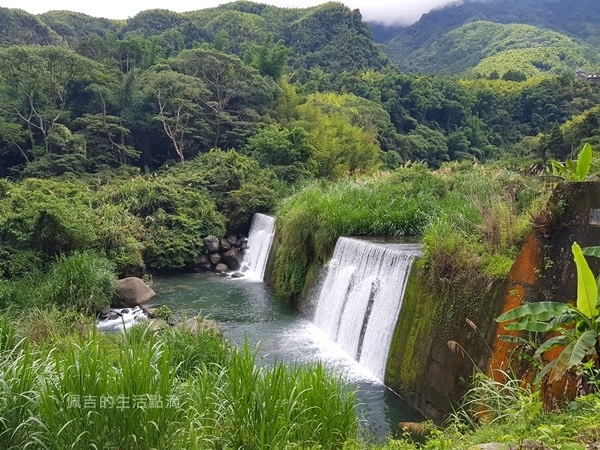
496 239 600 385
1 2 600 448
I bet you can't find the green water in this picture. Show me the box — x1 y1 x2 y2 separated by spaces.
151 272 420 439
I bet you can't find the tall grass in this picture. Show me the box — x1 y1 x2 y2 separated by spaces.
0 321 358 449
182 341 357 449
274 168 446 297
42 250 116 313
0 251 117 315
0 348 44 450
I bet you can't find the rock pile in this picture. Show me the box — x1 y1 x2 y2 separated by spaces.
194 235 247 274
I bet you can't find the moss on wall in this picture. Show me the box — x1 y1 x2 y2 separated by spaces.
386 260 507 421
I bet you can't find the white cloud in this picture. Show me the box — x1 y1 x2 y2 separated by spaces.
0 0 465 25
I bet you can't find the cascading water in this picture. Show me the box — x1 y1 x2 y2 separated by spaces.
241 213 276 280
313 237 421 381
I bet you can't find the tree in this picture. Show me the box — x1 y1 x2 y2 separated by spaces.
244 124 317 183
502 69 527 82
172 48 279 149
0 46 101 155
143 67 211 162
244 37 290 80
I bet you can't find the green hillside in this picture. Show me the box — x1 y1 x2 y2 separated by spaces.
22 1 387 73
473 46 590 79
397 21 593 75
379 0 600 73
0 7 62 46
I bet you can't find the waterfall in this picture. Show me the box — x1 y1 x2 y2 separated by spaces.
241 213 276 280
313 237 421 381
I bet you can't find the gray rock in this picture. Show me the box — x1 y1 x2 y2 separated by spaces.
141 305 157 319
226 235 238 246
113 277 156 308
195 254 213 272
237 237 248 249
97 305 110 316
148 319 168 332
223 247 244 271
108 312 119 320
121 308 130 314
209 253 223 265
203 235 220 253
219 238 232 251
470 444 508 450
231 272 244 278
220 272 229 277
215 263 229 273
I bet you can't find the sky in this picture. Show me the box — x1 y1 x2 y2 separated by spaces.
0 0 465 25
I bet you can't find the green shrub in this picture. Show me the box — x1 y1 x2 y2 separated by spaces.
164 149 281 233
0 178 145 276
42 251 116 314
103 177 226 270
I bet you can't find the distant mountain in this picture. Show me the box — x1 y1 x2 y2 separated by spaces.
0 1 387 74
375 0 600 74
39 11 122 41
0 7 62 46
396 21 593 76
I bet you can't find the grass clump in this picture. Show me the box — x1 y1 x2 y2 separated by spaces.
0 251 117 315
42 251 116 314
368 371 600 450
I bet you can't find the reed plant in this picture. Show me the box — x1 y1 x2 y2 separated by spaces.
0 347 44 450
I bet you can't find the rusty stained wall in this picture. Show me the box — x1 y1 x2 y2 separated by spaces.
387 182 600 422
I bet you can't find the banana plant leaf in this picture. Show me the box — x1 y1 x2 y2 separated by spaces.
576 143 592 180
496 302 569 323
582 246 600 258
572 242 599 319
533 335 570 359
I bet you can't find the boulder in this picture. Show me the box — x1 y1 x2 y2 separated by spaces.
226 235 238 246
177 316 222 337
231 272 244 278
148 319 168 332
141 305 158 319
113 277 156 308
209 253 223 265
195 254 213 272
203 235 220 253
237 237 248 249
223 247 244 270
215 263 229 273
219 238 232 251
